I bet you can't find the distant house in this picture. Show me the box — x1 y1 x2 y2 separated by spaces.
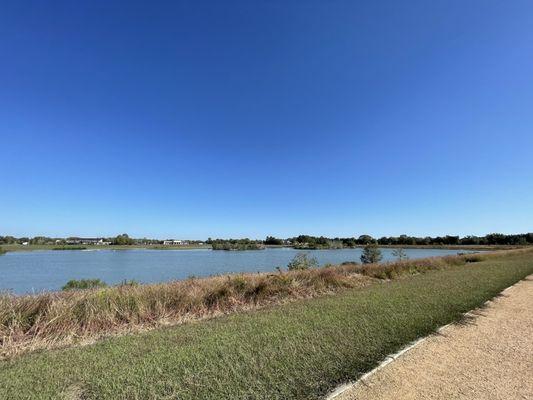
22 242 29 246
163 240 187 245
66 238 110 245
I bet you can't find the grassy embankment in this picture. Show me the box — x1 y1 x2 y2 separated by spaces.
0 252 489 357
1 249 532 399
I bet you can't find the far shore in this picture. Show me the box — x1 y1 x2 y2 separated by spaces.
0 243 525 253
350 244 523 251
0 244 213 253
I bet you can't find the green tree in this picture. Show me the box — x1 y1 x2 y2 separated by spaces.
357 235 375 245
113 233 134 245
265 236 283 245
360 243 382 264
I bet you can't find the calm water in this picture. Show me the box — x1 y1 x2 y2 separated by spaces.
0 248 478 294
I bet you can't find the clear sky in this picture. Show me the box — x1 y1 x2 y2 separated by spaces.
1 1 532 239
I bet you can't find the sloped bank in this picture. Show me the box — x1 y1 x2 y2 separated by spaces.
0 251 500 358
0 249 532 399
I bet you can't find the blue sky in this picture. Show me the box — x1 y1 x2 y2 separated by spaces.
1 1 533 239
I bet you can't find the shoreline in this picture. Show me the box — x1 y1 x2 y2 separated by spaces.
1 243 524 253
1 248 532 398
0 244 213 253
0 249 520 358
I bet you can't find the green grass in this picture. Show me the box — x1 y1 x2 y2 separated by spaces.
1 250 532 399
0 244 85 252
53 246 88 251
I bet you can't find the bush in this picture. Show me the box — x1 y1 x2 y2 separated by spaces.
360 243 383 264
287 253 318 271
118 279 140 287
392 248 409 261
211 239 265 251
463 254 484 263
62 279 108 291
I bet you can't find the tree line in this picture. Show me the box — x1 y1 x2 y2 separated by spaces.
0 234 199 246
282 232 533 247
2 232 532 247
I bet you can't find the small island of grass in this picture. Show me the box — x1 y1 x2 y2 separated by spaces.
53 246 87 251
210 238 265 251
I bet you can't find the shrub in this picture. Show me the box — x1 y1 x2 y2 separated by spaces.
118 279 140 287
464 254 484 263
392 248 408 261
62 279 108 291
361 244 383 264
287 253 318 271
229 276 247 291
211 239 265 251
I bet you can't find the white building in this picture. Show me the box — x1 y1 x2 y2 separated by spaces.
163 240 184 245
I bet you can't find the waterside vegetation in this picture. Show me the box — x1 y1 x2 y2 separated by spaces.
0 248 526 359
0 248 532 399
62 279 108 291
288 232 533 249
53 246 87 251
360 243 383 264
210 238 265 251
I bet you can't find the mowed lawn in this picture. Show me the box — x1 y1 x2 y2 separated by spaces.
1 251 532 399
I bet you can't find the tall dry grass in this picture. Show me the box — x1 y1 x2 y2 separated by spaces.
0 250 512 358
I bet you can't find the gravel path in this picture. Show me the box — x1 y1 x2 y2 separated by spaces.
336 275 533 400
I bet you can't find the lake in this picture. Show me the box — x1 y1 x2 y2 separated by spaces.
0 248 478 294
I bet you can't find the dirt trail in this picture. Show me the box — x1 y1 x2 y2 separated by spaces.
336 275 533 400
